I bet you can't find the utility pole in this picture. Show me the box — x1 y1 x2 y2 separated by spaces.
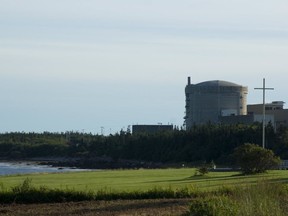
254 78 274 148
101 127 104 136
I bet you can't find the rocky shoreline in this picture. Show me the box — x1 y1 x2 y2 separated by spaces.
2 156 165 170
39 157 164 169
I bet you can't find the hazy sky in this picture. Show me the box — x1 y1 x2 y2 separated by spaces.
1 0 288 134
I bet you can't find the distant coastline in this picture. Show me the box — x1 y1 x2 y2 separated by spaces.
0 161 90 176
0 157 164 170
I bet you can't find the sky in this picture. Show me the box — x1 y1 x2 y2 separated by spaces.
1 0 288 134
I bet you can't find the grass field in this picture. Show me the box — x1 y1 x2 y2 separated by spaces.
1 169 288 215
1 168 288 192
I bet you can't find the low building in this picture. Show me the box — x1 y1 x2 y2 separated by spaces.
220 114 275 127
132 124 173 134
247 101 288 128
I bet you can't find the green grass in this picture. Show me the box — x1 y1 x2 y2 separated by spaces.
0 169 288 206
1 168 288 193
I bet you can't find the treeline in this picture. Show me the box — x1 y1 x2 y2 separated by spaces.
0 123 288 164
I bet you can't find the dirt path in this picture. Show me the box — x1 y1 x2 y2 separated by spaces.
0 199 191 216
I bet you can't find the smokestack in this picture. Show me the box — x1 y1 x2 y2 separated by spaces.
188 77 191 85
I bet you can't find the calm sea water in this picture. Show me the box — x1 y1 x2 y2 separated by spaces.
0 162 89 176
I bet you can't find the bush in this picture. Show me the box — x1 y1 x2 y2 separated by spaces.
12 178 33 193
194 167 209 176
194 162 214 176
233 143 281 174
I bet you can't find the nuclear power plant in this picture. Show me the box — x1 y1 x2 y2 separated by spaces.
134 77 287 133
184 77 248 129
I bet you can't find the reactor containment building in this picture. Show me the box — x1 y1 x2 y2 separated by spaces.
184 77 248 129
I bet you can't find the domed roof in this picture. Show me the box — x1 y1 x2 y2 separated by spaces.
196 80 241 87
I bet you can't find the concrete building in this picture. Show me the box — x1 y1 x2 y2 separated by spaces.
184 77 248 129
132 124 173 134
220 113 275 127
248 101 288 128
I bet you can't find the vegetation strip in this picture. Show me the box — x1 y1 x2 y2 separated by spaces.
0 180 195 203
0 123 286 169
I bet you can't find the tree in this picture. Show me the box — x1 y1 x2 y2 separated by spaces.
233 143 281 174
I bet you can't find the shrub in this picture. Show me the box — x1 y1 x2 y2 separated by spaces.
197 167 209 176
233 143 281 174
194 163 210 176
12 178 33 193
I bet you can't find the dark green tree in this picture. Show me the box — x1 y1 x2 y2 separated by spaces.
233 143 281 174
